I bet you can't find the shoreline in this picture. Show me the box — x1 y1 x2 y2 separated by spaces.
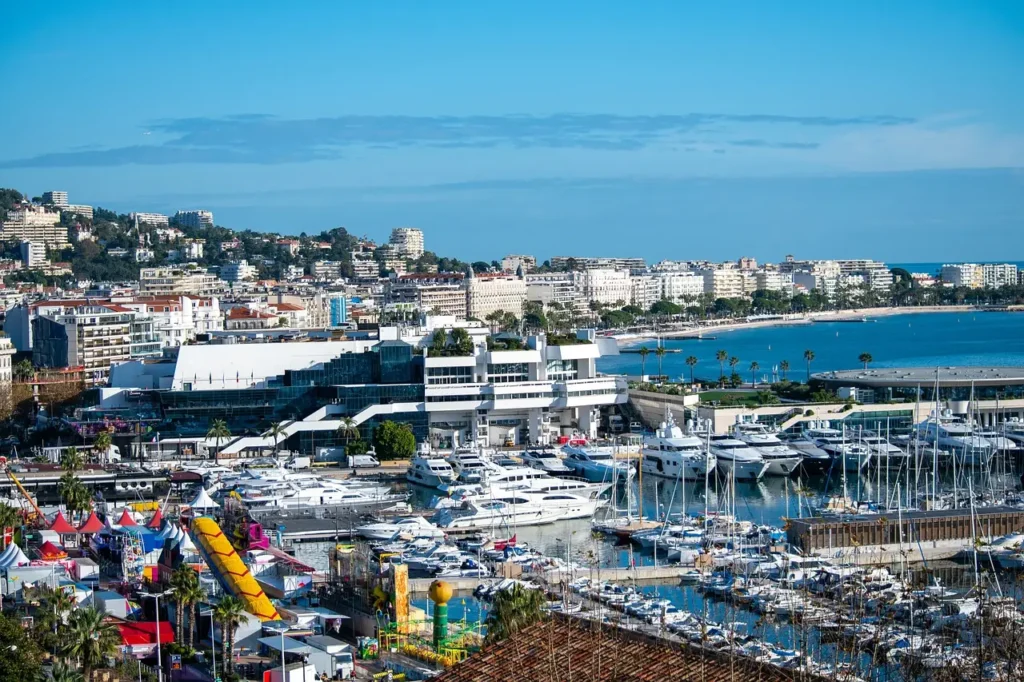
613 305 983 346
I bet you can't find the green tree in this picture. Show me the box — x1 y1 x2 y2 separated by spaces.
170 565 199 644
207 419 231 464
779 360 790 381
59 473 91 514
858 352 873 369
803 349 815 382
346 439 369 456
0 611 43 681
64 606 120 680
50 661 85 682
428 328 448 356
213 596 247 674
728 356 739 377
449 327 473 355
749 361 760 387
0 503 18 549
92 431 113 462
12 358 33 380
267 421 285 456
654 345 666 380
684 355 698 384
337 416 359 448
372 421 416 460
715 350 727 382
638 346 650 379
484 583 546 644
61 446 83 472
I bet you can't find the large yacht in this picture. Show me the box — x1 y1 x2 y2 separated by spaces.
561 444 634 483
641 412 715 480
446 449 495 484
433 490 602 531
708 435 769 481
778 431 831 473
916 410 993 465
848 429 911 468
406 454 458 488
485 465 610 499
729 419 803 477
356 515 446 541
520 448 572 474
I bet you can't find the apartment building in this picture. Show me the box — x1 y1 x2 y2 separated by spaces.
0 336 13 414
501 254 536 273
278 239 301 256
940 263 982 288
651 271 705 302
312 260 343 280
172 210 214 229
550 256 646 271
20 241 47 268
351 254 379 280
378 245 408 275
225 307 279 331
140 267 224 297
41 191 68 207
389 227 424 260
629 274 661 310
982 263 1018 289
32 304 139 385
697 268 751 299
388 274 467 318
329 293 348 326
130 212 170 227
575 268 632 307
525 272 579 310
737 256 758 271
65 204 93 220
220 260 258 283
1 205 70 248
466 271 528 319
754 269 794 293
836 259 893 291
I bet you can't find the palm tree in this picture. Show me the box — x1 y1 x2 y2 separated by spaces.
655 345 666 381
0 503 19 549
213 596 247 673
780 360 790 381
728 356 739 375
684 355 698 384
484 583 546 644
268 421 284 456
92 431 112 463
180 582 207 648
803 349 815 383
170 565 199 644
337 416 359 449
207 419 231 464
749 361 760 387
715 350 727 382
64 606 119 680
59 474 91 514
638 346 650 379
60 446 83 472
859 352 873 369
50 661 85 682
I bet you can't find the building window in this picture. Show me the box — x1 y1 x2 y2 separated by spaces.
426 366 475 385
546 359 578 381
487 363 529 383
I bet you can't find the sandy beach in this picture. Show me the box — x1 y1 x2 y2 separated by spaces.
613 305 981 346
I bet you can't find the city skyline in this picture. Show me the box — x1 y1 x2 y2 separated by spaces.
1 2 1022 261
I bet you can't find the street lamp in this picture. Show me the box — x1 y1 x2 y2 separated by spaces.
139 590 172 682
200 609 216 678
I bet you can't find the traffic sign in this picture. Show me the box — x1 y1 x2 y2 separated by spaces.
170 654 182 671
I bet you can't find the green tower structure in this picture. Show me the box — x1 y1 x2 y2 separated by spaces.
428 579 453 651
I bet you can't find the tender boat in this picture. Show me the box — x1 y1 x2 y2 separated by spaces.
356 515 446 541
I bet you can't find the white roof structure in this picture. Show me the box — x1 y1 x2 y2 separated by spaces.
185 488 220 509
170 340 377 391
0 543 31 569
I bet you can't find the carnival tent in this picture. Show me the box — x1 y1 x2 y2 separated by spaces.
185 488 220 510
37 540 68 561
77 511 104 534
0 543 31 569
146 509 163 529
49 512 79 535
116 509 137 527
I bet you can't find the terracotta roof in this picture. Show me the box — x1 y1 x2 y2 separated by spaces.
433 615 828 682
273 302 304 312
227 307 276 319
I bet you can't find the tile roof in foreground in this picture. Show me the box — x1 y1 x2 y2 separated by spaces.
433 614 831 682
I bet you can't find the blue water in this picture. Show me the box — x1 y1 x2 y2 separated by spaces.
890 261 1024 275
598 311 1024 383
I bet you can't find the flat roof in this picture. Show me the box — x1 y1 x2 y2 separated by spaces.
790 505 1023 527
813 366 1024 388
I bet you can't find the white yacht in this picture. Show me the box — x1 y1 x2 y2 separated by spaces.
849 430 911 468
804 424 872 471
356 515 446 541
730 419 803 477
520 448 572 474
641 412 715 480
243 482 405 510
434 490 602 531
916 410 993 465
485 465 610 499
446 450 494 484
778 431 831 473
561 444 634 483
975 427 1018 452
708 435 769 481
406 454 458 488
1002 418 1024 445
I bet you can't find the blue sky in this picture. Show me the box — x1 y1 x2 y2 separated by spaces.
1 1 1022 262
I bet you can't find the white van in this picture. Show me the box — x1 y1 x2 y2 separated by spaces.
347 454 380 468
285 456 311 470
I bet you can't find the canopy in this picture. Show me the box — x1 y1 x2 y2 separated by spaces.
116 509 137 527
49 512 78 535
146 509 163 529
37 540 67 560
77 511 104 534
185 488 219 510
0 543 31 569
117 620 175 647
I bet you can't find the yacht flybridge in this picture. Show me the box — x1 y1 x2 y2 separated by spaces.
916 410 993 465
709 435 770 481
729 418 803 477
641 411 715 480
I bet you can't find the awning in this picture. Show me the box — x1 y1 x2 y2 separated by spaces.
49 512 79 534
257 636 311 654
118 620 175 646
37 540 67 560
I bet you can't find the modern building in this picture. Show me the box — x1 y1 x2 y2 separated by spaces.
651 271 705 302
1 205 70 248
220 260 258 283
140 267 224 297
550 256 645 271
41 191 68 208
753 269 793 293
312 260 343 280
171 210 214 229
940 263 984 289
32 304 137 385
500 254 536 274
378 245 408 275
351 254 379 280
812 366 1024 405
696 268 751 299
981 263 1019 289
575 268 632 307
466 271 527 320
328 293 348 326
388 274 467 318
388 228 424 260
64 204 93 220
525 272 579 310
629 274 661 310
20 241 47 268
130 212 170 227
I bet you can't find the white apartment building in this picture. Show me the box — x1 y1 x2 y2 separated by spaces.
19 241 47 268
351 254 379 280
220 259 258 283
378 245 408 275
123 296 224 347
41 191 68 207
181 239 204 260
130 212 170 227
31 304 136 385
312 260 343 280
0 336 13 414
940 263 983 288
501 254 536 274
575 268 632 307
836 259 893 292
172 210 214 229
754 269 794 293
550 256 646 271
652 271 705 302
982 263 1018 289
466 271 528 319
629 274 662 310
697 268 751 299
388 274 467 317
284 265 305 281
525 272 579 310
140 267 224 297
1 205 70 248
389 227 424 260
135 248 155 263
64 204 93 220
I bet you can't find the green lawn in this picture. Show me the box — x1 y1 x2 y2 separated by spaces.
698 390 758 402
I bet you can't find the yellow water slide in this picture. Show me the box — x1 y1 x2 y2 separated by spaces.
190 516 280 621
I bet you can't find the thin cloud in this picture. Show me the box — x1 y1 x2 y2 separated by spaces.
0 112 913 168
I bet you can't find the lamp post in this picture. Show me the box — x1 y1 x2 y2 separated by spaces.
201 609 216 678
139 590 172 682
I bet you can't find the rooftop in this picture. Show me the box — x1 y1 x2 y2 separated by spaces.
813 366 1024 387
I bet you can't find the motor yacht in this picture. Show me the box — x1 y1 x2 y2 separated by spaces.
974 427 1018 452
847 430 911 469
916 410 993 465
406 454 458 488
434 490 598 531
356 515 446 541
446 450 494 484
561 444 634 483
520 448 572 474
641 412 715 480
485 465 610 499
804 426 872 471
778 431 831 473
730 419 802 477
708 435 769 481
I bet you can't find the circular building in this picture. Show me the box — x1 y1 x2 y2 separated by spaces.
812 366 1024 404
